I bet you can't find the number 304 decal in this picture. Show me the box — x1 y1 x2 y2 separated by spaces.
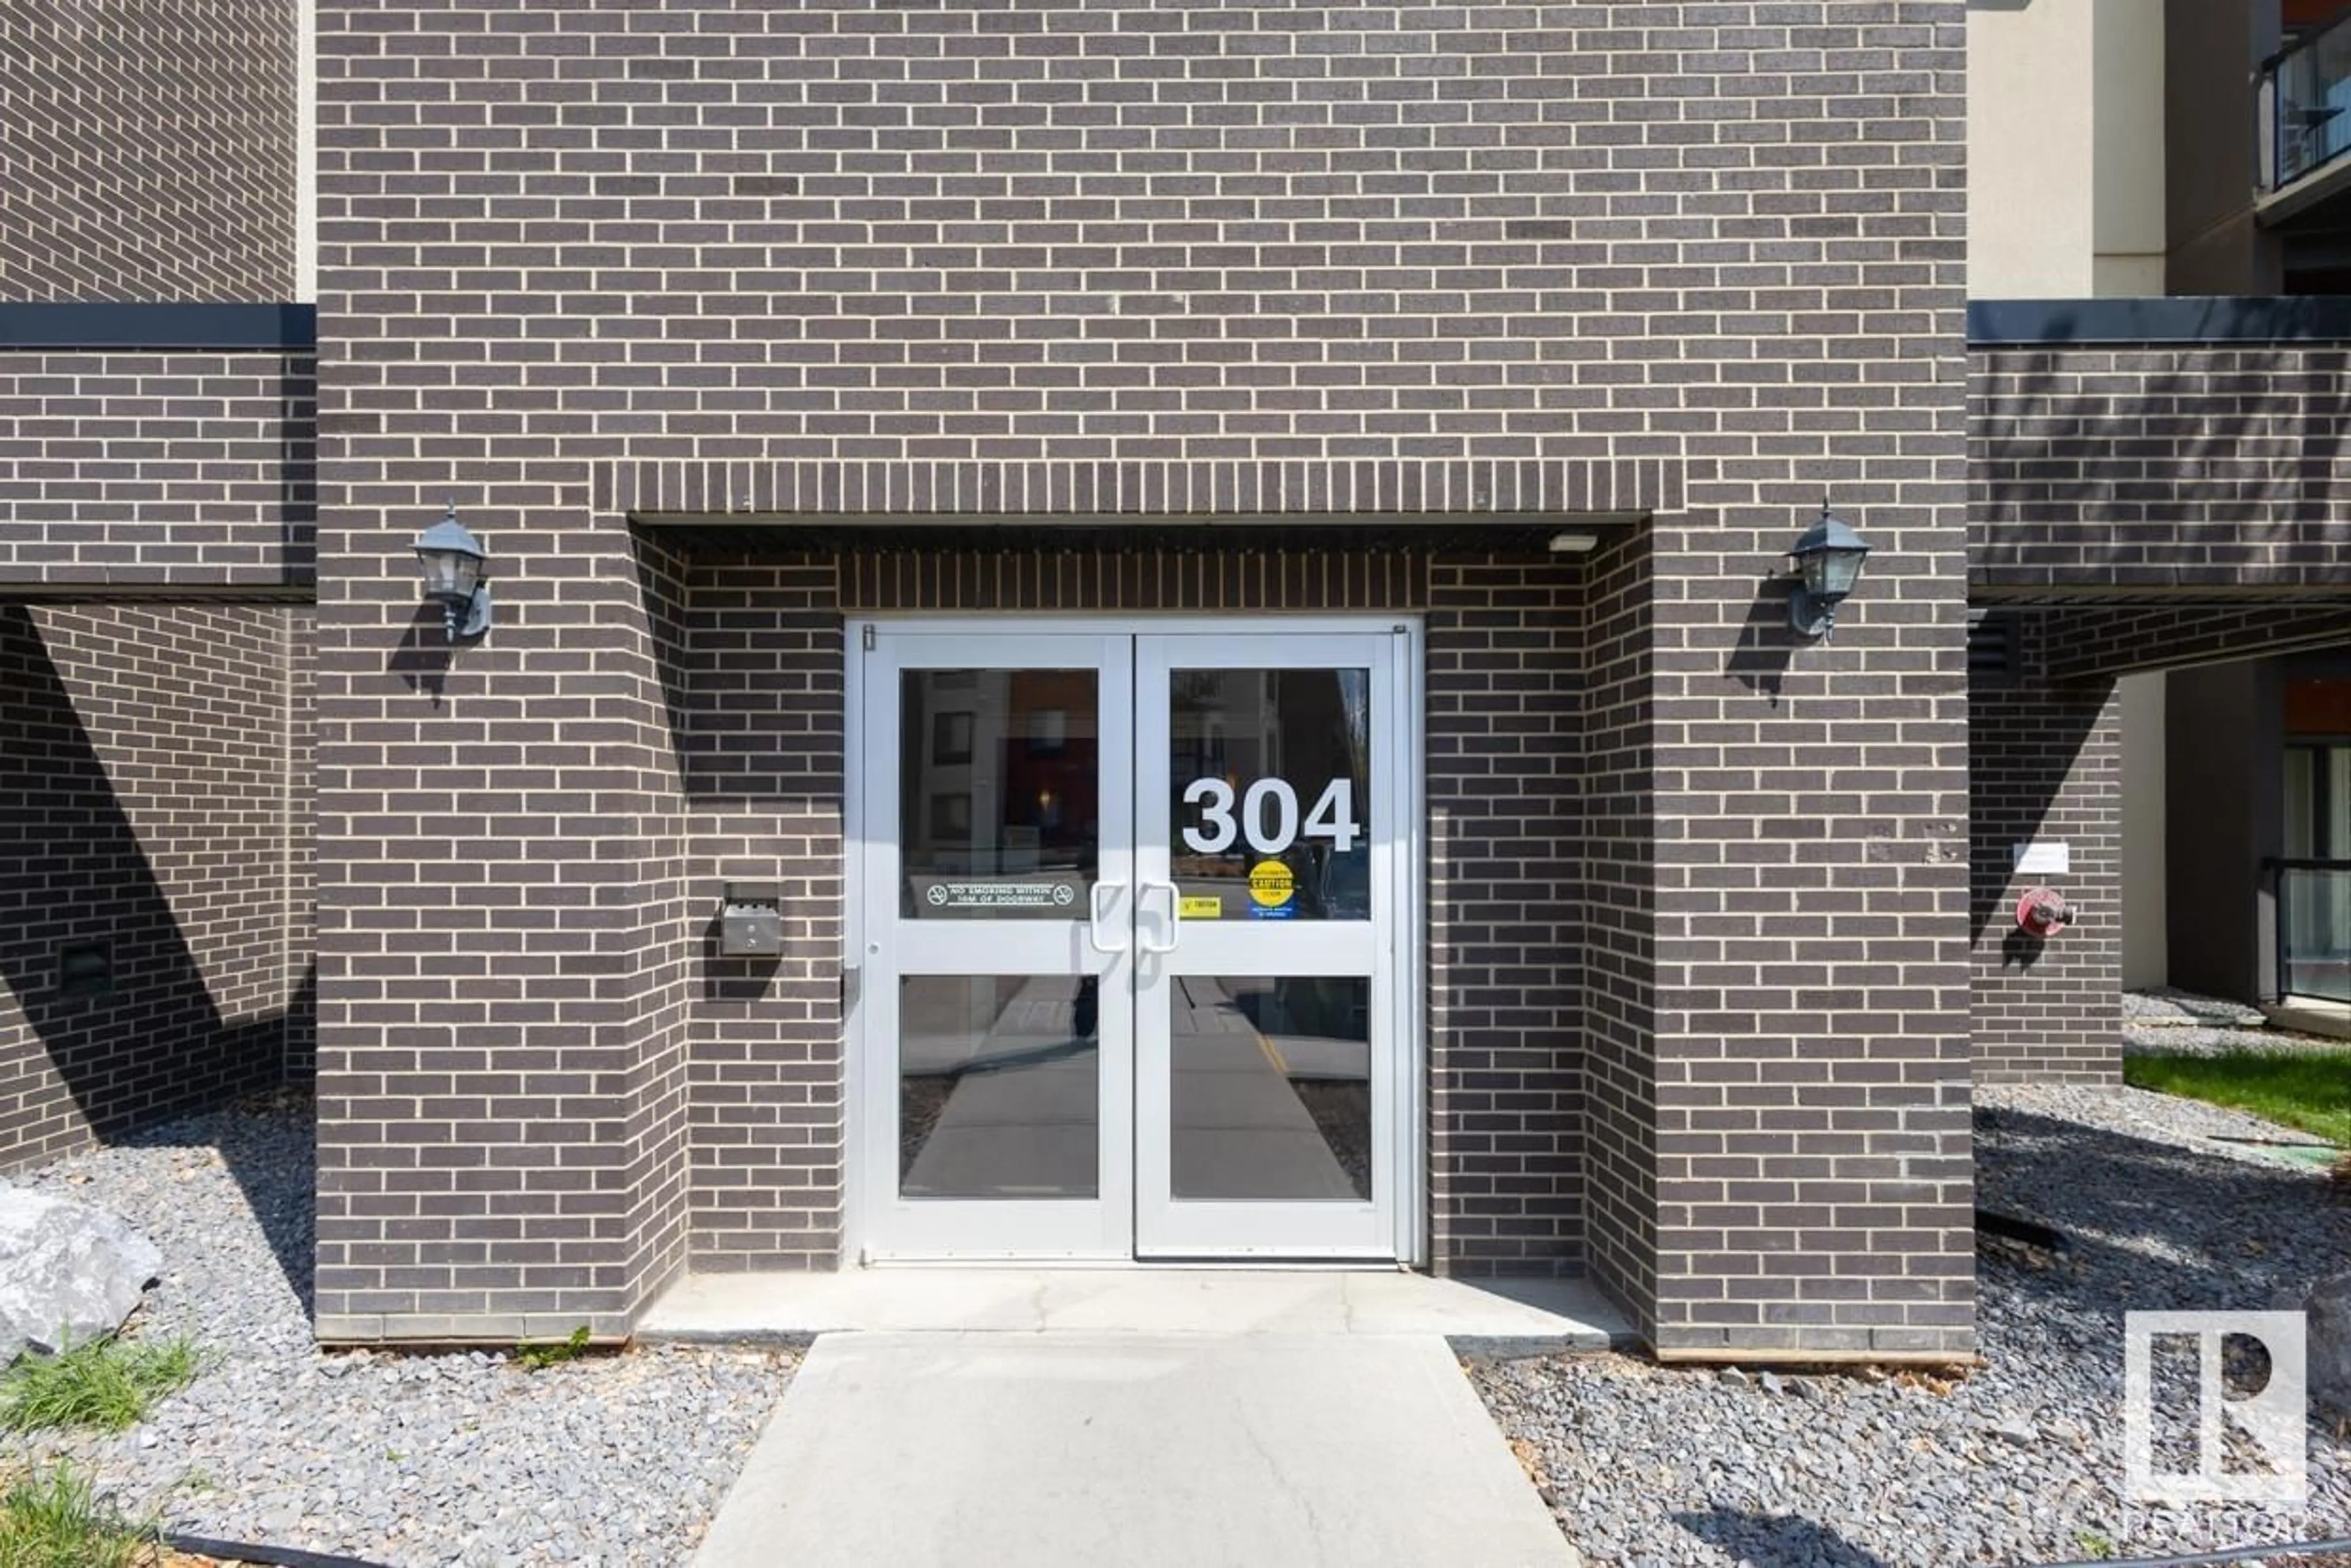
1181 778 1360 855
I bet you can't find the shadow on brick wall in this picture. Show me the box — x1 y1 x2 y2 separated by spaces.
0 605 307 1181
1974 339 2351 592
1968 678 2110 950
1723 580 1800 707
384 605 455 708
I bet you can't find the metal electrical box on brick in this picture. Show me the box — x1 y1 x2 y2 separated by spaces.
719 882 782 957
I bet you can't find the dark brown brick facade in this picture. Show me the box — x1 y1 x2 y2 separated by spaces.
309 1 1974 1356
1422 555 1581 1274
0 601 313 1170
0 0 318 1172
1575 525 1660 1335
1969 617 2123 1084
0 350 318 591
1973 342 2351 596
0 0 298 304
676 554 845 1273
1963 333 2351 1084
28 0 2351 1365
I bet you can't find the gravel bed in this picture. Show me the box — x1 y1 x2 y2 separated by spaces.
2124 986 2347 1059
2126 1021 2351 1059
1475 1089 2351 1567
1981 1081 2339 1170
6 1092 793 1568
2125 987 2270 1028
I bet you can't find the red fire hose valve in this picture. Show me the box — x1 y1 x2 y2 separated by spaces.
2015 887 2078 937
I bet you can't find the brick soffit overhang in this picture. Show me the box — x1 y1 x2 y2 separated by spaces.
609 458 1671 556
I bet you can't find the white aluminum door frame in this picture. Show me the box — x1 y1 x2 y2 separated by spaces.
1132 629 1412 1258
844 615 1425 1269
851 628 1136 1260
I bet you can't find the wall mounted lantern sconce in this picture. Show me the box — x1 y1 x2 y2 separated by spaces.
1785 503 1870 639
413 504 492 641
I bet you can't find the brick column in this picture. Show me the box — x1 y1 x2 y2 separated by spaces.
312 500 692 1343
1635 501 1976 1361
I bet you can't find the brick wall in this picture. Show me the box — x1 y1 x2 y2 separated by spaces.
1638 507 1974 1359
1423 556 1581 1275
624 538 695 1329
0 601 310 1170
1973 343 2351 595
680 555 846 1272
0 0 298 302
1577 524 1659 1332
0 0 317 1166
0 350 318 592
1970 617 2122 1083
313 506 689 1341
318 0 1971 1356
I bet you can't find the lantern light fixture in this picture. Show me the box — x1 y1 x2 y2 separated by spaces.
1785 503 1870 639
413 503 492 641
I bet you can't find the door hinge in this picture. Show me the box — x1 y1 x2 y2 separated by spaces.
862 624 876 652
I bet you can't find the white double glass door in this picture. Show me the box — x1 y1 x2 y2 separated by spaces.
853 618 1415 1262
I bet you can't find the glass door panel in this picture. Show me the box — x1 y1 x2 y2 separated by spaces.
1133 632 1403 1258
2284 741 2351 1002
899 668 1101 921
860 632 1134 1259
1169 975 1372 1202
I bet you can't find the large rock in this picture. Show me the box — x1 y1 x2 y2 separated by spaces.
2315 1272 2351 1422
0 1185 162 1363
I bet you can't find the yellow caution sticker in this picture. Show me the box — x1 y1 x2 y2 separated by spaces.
1246 859 1295 910
1178 895 1223 920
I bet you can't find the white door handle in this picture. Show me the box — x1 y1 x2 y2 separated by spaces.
1087 881 1129 955
1138 882 1180 956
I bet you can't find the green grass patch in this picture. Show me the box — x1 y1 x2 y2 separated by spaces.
2124 1047 2351 1149
0 1335 200 1435
0 1462 154 1568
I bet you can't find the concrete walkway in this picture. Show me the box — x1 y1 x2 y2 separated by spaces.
692 1332 1580 1567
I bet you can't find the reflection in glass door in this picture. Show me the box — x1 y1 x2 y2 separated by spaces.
1134 632 1406 1258
858 632 1136 1258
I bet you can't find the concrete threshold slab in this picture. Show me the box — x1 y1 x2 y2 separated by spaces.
640 1266 1632 1354
692 1332 1581 1567
2263 997 2351 1040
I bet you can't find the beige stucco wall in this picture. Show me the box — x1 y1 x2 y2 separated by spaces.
2093 0 2166 294
1969 0 2167 298
2121 670 2169 989
1970 1 2097 297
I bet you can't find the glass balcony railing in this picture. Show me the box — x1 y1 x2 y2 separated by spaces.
2273 859 2351 1004
2264 17 2351 191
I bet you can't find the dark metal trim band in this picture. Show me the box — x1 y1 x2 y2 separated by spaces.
0 302 317 350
